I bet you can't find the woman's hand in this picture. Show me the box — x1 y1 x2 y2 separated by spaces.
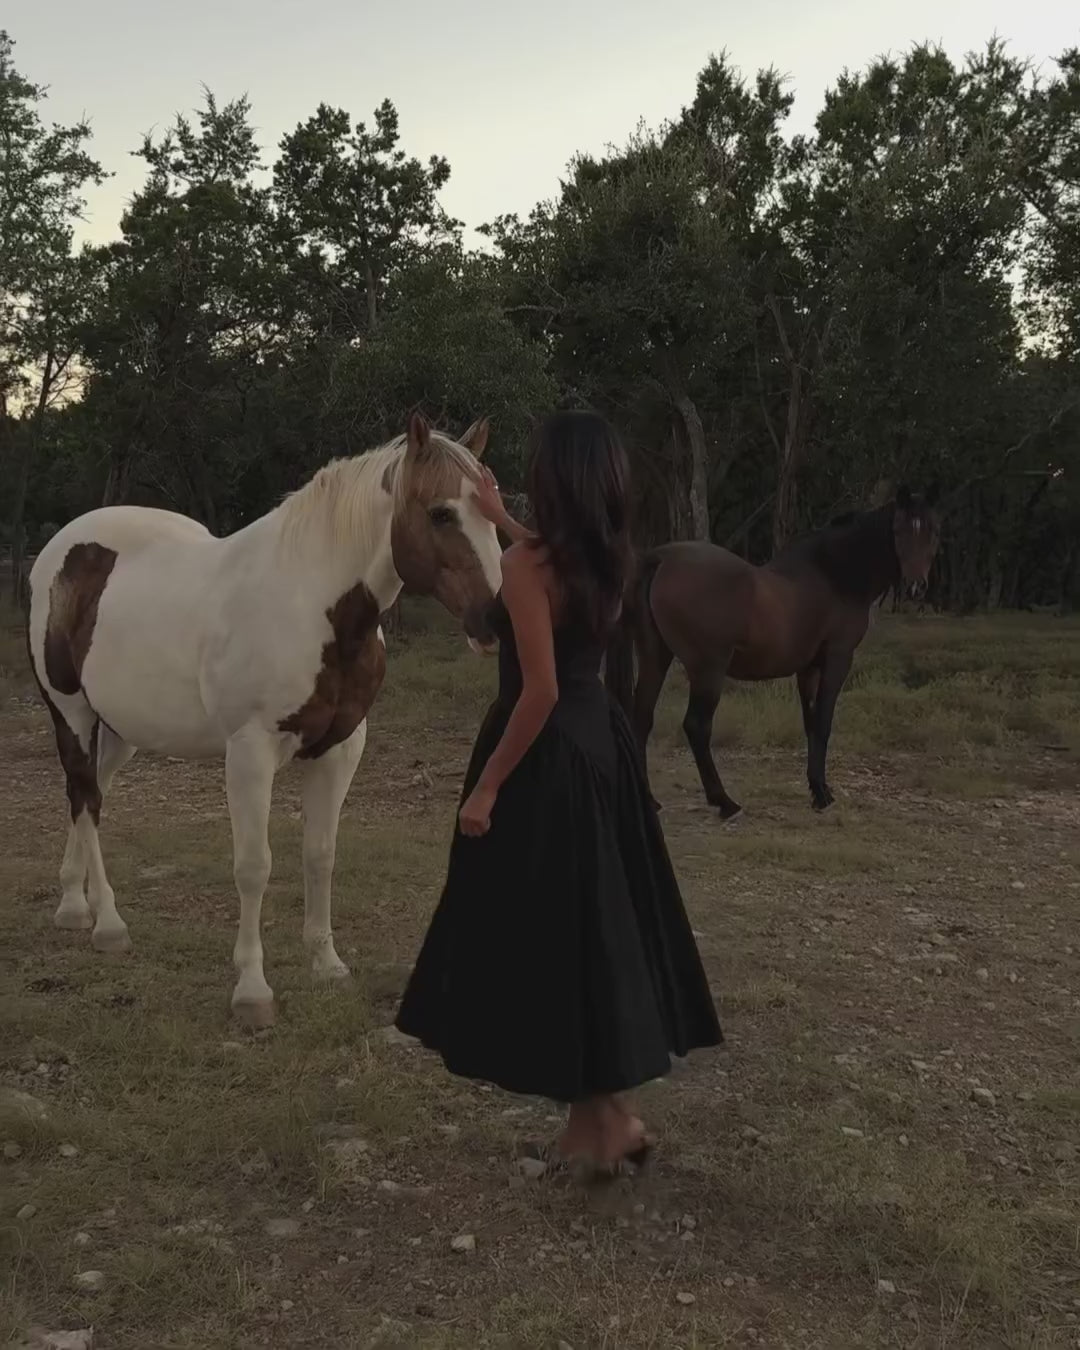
474 468 507 527
459 782 497 837
475 468 534 544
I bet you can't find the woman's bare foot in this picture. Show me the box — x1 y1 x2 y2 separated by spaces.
591 1098 649 1166
557 1097 651 1168
557 1101 600 1161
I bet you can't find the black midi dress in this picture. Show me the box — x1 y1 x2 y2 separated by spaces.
395 595 722 1103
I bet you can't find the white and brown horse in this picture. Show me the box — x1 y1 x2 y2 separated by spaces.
27 414 501 1026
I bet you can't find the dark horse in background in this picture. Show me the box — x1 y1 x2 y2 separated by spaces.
606 488 941 817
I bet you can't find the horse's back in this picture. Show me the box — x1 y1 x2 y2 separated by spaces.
647 540 832 680
646 542 756 659
32 506 212 580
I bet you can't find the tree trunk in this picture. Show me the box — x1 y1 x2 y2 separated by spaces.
365 263 378 334
1059 543 1079 614
672 394 710 542
762 295 812 556
771 360 803 555
102 448 135 506
10 446 31 607
985 559 1003 611
0 397 16 601
659 421 688 542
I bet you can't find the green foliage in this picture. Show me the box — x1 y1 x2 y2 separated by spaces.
275 98 456 336
0 30 105 407
0 30 106 596
2 30 1078 610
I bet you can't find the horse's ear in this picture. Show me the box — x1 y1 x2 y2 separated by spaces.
895 484 913 511
869 477 893 508
406 412 430 458
461 417 490 460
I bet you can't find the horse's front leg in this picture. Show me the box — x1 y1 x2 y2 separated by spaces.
795 665 820 743
301 723 367 983
807 650 853 811
684 659 741 819
225 729 278 1027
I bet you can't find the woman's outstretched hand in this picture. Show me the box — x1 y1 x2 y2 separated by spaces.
474 467 507 526
459 782 497 836
475 467 533 545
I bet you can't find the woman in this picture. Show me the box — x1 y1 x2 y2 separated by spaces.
395 411 721 1169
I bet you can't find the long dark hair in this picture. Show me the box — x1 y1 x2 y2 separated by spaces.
527 410 631 637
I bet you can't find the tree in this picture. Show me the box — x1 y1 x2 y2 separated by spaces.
0 29 104 597
486 55 797 545
775 43 1041 593
6 32 1079 612
274 99 456 338
79 91 287 525
486 130 749 541
1019 49 1080 361
1015 50 1080 609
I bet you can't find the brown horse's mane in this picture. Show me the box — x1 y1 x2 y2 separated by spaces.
772 504 898 603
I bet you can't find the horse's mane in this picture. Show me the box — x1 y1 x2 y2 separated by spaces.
277 432 481 558
774 504 896 600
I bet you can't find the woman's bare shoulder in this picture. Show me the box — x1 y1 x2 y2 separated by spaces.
500 541 550 580
501 542 561 612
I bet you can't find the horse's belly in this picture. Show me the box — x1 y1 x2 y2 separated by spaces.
729 575 826 681
83 655 224 757
80 573 225 758
727 646 796 682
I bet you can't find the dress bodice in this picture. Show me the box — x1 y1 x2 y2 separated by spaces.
488 593 606 709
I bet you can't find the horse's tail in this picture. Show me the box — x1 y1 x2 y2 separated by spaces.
604 552 659 716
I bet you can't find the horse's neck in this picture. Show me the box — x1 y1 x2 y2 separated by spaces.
820 512 896 604
851 514 897 602
244 503 403 615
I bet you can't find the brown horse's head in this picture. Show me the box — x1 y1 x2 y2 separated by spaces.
389 413 502 650
893 486 941 596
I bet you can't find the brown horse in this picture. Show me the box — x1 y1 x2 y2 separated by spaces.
606 488 940 816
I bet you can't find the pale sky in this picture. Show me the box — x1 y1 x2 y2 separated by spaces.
6 0 1077 247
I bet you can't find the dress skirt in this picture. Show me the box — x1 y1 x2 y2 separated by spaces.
395 687 722 1103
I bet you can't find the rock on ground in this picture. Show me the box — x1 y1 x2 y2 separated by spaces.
0 1088 48 1124
21 1331 94 1350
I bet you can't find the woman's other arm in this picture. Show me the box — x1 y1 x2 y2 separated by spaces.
458 546 557 835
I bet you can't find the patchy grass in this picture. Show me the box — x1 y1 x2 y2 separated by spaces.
1 598 1079 1348
652 609 1080 774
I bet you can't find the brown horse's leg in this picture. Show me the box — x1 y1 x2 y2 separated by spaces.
806 649 853 811
631 611 674 811
683 666 741 819
796 666 820 740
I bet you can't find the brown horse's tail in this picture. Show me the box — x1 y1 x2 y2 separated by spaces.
604 552 658 716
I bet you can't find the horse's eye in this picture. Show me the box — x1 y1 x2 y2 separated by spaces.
429 505 456 527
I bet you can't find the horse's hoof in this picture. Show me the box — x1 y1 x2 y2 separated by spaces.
91 924 132 953
55 906 93 932
312 962 351 986
811 793 835 812
716 801 742 821
232 998 275 1030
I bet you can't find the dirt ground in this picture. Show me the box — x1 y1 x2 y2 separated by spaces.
1 609 1079 1349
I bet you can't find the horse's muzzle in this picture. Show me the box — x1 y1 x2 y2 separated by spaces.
463 601 498 655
